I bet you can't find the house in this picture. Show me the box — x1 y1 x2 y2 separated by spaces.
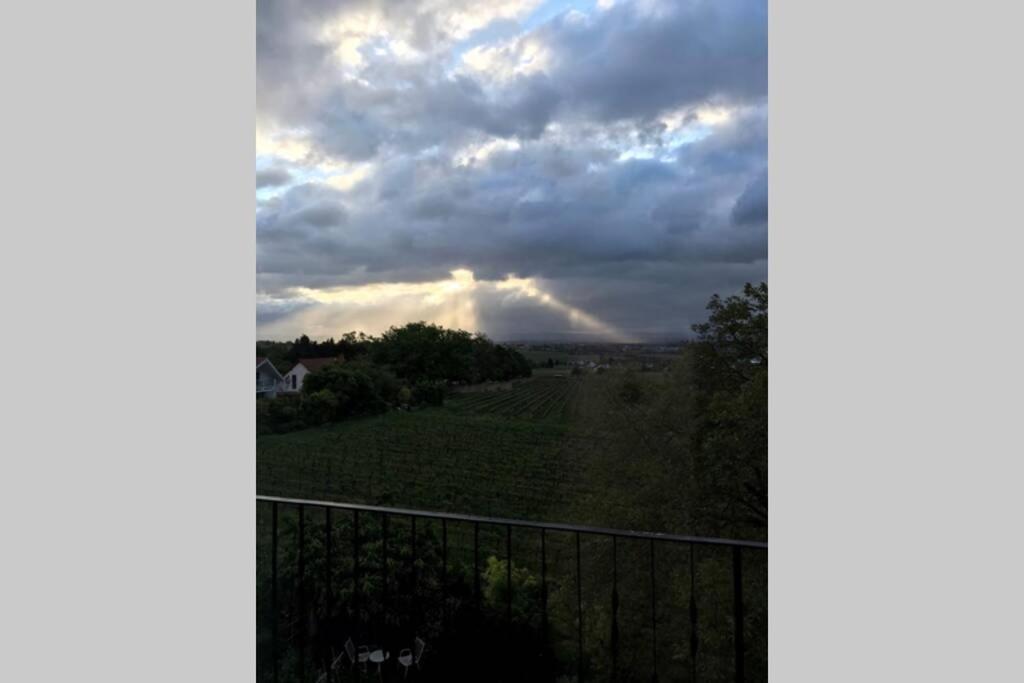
257 357 285 398
282 357 344 393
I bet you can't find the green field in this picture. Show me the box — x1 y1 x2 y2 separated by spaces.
257 374 633 526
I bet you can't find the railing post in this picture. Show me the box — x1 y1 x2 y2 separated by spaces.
733 546 745 683
650 539 658 683
611 536 619 682
271 502 278 683
576 531 584 682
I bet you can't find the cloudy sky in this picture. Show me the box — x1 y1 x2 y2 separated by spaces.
257 0 767 343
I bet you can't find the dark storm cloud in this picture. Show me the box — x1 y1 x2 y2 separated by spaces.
541 0 767 123
731 168 768 226
258 1 767 162
257 296 318 326
258 108 765 285
256 166 293 188
256 0 768 340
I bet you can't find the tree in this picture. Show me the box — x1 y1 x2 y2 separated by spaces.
690 282 767 393
301 363 395 419
689 282 768 533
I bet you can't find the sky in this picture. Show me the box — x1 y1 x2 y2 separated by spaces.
256 0 767 343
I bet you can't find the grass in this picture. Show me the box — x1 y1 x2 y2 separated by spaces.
257 374 639 526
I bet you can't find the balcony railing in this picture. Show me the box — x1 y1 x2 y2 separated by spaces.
257 495 767 682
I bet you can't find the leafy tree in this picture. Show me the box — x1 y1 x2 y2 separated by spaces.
688 282 768 534
301 363 394 419
372 322 531 384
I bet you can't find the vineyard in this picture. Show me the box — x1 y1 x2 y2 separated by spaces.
256 374 640 527
447 376 585 421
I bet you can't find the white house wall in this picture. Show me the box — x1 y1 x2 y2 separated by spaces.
282 364 310 393
257 362 284 398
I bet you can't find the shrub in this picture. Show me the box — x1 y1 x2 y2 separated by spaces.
412 380 446 406
302 363 395 419
300 389 338 427
257 395 303 434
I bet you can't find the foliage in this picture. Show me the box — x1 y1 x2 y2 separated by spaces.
300 363 393 420
412 380 446 406
372 322 531 384
482 556 542 623
397 385 413 406
299 389 338 427
256 395 303 435
689 282 768 533
560 283 768 540
258 323 532 431
257 331 374 369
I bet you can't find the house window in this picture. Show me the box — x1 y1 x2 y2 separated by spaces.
292 375 297 390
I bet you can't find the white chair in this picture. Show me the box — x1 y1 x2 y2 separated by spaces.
337 637 370 673
398 637 426 679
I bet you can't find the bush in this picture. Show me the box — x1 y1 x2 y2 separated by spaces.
412 380 446 406
300 389 338 427
302 363 397 419
257 395 303 434
397 386 413 407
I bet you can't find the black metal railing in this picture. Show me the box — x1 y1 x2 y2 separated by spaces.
257 495 767 682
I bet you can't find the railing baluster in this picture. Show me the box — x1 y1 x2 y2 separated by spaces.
382 513 389 628
254 495 766 683
541 529 548 642
352 509 360 642
411 515 418 629
577 531 584 682
506 525 513 627
271 502 278 683
297 505 305 682
690 544 699 683
650 539 658 683
474 522 480 612
441 518 448 626
324 506 332 668
611 536 619 682
733 547 744 683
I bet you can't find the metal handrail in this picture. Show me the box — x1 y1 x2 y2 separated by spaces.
255 494 767 549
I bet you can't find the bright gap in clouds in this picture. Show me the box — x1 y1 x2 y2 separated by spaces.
263 269 637 342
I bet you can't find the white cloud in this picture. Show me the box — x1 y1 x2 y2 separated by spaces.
461 35 553 82
452 137 522 167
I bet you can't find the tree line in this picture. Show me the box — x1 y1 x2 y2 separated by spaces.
257 322 532 433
